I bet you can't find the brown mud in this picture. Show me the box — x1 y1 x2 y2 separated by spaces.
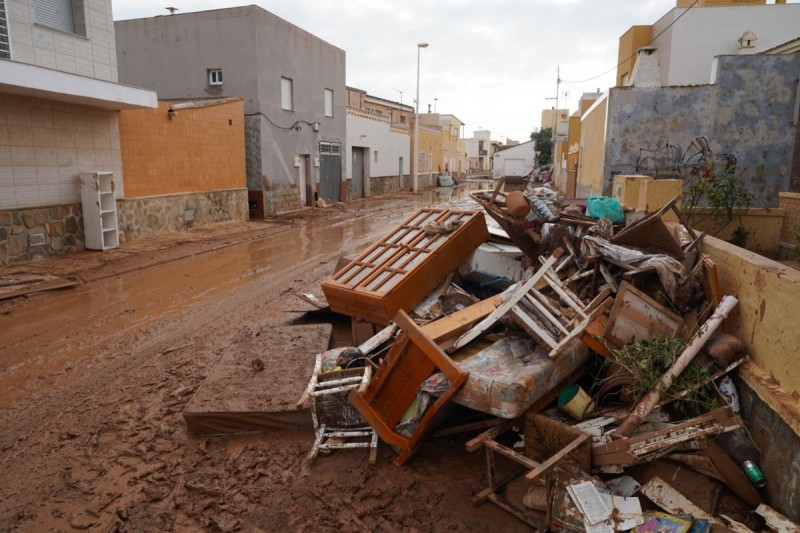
0 189 527 532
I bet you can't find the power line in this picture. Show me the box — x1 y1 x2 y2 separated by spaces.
561 0 699 85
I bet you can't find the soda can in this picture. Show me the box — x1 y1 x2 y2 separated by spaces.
741 460 766 488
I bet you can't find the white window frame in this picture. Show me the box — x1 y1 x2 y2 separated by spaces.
324 88 333 117
208 68 223 86
281 77 293 111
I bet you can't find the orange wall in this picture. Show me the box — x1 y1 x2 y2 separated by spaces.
119 100 246 198
616 25 653 87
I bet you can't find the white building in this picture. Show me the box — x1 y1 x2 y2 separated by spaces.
345 89 412 198
634 2 800 86
0 0 156 264
492 140 536 178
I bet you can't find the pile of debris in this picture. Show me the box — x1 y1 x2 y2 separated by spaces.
295 185 797 532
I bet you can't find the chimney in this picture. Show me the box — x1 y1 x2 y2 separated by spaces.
630 46 661 88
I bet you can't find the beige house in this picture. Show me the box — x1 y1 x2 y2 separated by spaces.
0 0 156 265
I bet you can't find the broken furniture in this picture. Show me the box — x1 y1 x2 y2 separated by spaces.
303 351 377 464
349 310 469 465
183 324 332 434
592 406 743 468
451 252 612 358
466 410 592 530
322 208 488 325
604 281 685 346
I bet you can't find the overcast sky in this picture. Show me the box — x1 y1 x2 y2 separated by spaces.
111 0 796 142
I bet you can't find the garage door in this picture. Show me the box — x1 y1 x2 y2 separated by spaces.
503 159 525 177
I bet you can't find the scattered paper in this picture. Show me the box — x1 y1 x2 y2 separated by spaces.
567 481 611 526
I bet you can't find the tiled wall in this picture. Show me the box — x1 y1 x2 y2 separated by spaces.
0 94 123 210
118 100 246 198
8 0 118 82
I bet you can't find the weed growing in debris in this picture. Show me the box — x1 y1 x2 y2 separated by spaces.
606 337 719 417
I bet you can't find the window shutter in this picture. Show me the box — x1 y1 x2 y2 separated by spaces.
34 0 76 34
0 0 10 59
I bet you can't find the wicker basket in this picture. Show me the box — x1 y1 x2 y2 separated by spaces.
314 367 369 429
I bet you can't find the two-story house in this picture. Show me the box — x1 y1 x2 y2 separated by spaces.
0 0 156 264
114 6 346 216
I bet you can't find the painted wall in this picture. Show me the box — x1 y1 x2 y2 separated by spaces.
416 127 441 179
346 111 410 189
602 54 800 205
577 96 607 197
0 94 124 209
7 0 118 82
115 7 346 195
119 100 245 197
702 235 800 519
652 4 800 86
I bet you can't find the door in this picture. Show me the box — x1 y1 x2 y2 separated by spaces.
399 157 404 189
319 142 342 203
298 155 308 206
351 147 365 199
504 159 525 177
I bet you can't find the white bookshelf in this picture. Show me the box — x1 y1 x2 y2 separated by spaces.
80 171 119 251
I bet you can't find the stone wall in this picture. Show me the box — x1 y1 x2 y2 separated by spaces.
369 175 402 197
602 54 800 205
0 204 85 265
263 187 301 216
117 189 248 241
779 192 800 246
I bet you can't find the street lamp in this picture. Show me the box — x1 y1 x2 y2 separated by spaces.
414 42 429 193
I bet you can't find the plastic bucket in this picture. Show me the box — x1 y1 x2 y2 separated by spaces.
558 385 595 421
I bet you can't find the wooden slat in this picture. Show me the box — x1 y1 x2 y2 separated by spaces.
450 254 559 352
524 432 590 481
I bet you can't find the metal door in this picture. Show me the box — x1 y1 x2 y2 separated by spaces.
319 142 342 203
351 147 364 199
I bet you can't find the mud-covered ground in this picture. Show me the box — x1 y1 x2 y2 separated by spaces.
0 191 528 532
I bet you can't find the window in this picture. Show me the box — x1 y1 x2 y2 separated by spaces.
281 77 293 111
208 69 223 86
400 115 406 124
34 0 76 34
374 150 378 163
324 88 333 117
0 0 10 59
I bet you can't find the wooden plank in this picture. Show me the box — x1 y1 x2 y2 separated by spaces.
420 293 502 348
434 418 503 438
641 477 755 533
485 439 542 471
755 504 800 533
0 277 78 301
465 418 518 452
592 407 740 466
524 433 590 481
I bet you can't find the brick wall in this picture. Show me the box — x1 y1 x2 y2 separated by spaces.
118 99 246 198
779 192 800 246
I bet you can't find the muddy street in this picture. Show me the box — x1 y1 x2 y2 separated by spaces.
0 190 526 532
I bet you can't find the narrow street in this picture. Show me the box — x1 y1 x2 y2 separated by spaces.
0 190 526 532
